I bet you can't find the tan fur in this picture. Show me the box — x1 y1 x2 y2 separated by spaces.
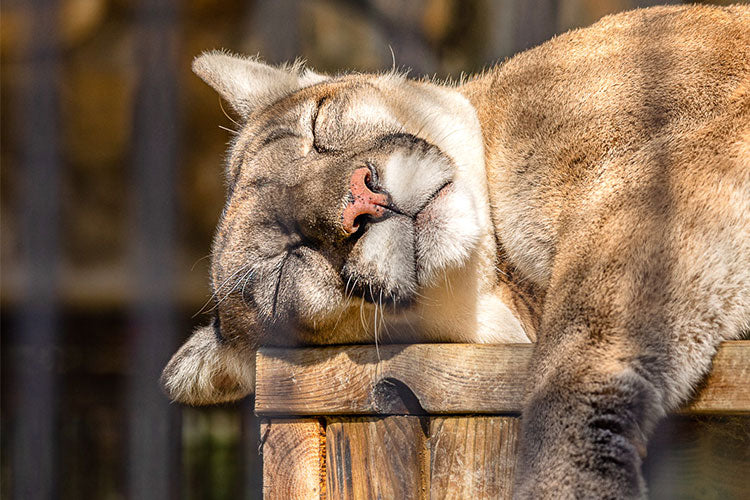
461 6 750 498
164 5 749 497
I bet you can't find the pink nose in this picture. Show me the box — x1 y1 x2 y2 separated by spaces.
342 167 389 234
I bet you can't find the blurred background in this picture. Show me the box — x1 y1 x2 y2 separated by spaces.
1 0 747 498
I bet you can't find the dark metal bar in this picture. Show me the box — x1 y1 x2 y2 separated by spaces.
513 0 558 54
241 398 263 498
248 0 302 64
127 0 182 498
11 0 62 498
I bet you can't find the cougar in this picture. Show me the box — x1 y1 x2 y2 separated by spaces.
163 5 750 498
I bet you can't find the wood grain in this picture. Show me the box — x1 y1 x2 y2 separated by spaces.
256 344 531 415
325 416 428 500
429 416 520 500
680 342 750 414
255 341 750 415
261 418 325 500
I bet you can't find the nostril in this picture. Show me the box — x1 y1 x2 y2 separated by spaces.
342 166 390 235
352 214 370 234
364 173 375 192
364 162 380 192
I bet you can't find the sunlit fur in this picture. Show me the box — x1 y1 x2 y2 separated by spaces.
163 51 529 406
459 5 750 498
160 323 255 405
164 5 749 497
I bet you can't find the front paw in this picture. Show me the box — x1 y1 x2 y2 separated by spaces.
514 367 662 499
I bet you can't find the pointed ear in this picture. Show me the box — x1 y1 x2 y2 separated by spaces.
192 50 328 120
161 319 255 405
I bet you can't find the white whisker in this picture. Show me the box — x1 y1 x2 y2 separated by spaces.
359 288 368 335
218 125 238 135
214 264 256 310
331 276 356 334
219 98 241 128
373 285 380 361
443 270 454 296
190 249 248 272
192 263 253 317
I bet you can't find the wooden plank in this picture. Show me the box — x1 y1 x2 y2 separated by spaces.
325 416 428 500
429 416 519 500
255 341 750 415
680 342 750 414
256 344 531 415
261 419 325 500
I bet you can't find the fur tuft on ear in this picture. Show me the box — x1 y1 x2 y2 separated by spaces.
192 50 327 119
160 322 255 405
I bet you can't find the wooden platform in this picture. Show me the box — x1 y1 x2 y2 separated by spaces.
255 341 750 499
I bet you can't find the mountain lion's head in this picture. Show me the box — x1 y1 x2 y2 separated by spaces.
162 52 525 404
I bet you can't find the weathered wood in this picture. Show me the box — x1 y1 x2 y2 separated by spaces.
429 416 519 500
679 342 750 414
325 416 428 500
256 344 531 415
261 419 325 500
255 341 750 415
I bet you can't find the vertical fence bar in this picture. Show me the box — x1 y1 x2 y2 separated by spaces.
241 398 263 498
11 0 62 498
513 0 558 54
484 0 518 62
247 0 302 63
367 1 437 75
127 0 181 498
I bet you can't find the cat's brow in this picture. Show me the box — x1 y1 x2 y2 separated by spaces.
260 128 302 147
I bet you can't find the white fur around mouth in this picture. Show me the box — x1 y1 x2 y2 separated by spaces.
414 182 453 228
380 149 453 216
414 182 481 287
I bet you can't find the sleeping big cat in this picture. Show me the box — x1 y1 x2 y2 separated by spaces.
163 5 750 498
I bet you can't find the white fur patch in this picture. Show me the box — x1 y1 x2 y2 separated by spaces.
381 149 452 215
415 186 481 286
353 216 417 295
161 325 255 404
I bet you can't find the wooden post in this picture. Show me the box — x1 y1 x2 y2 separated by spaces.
261 418 326 499
256 341 750 499
430 416 519 499
326 416 429 500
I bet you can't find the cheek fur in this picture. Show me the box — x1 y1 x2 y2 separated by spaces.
273 248 346 324
381 148 452 215
415 186 481 286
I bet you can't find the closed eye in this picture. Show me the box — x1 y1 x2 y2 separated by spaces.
261 128 301 147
